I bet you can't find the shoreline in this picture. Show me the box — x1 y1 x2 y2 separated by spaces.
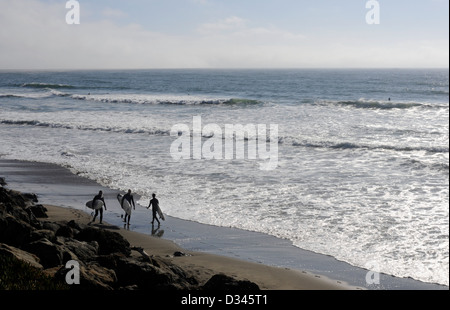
1 158 448 290
42 204 353 290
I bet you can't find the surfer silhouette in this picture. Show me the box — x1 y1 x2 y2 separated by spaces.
92 190 107 224
122 189 136 225
147 193 161 226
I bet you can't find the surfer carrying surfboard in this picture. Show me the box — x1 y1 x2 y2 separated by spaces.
121 189 136 225
147 193 162 226
92 190 107 224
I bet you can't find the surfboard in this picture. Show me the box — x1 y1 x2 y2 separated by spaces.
117 194 132 216
155 203 165 221
86 200 104 210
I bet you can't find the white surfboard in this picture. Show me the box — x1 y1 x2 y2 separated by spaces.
155 202 165 221
117 194 132 216
86 200 104 210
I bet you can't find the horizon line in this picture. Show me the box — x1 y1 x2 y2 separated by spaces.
1 67 449 72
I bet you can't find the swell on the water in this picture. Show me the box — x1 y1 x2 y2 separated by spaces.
2 117 447 155
315 99 448 110
70 94 262 106
0 119 172 136
0 93 54 99
20 82 76 89
291 139 449 154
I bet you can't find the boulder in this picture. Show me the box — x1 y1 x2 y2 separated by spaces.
112 256 175 289
0 188 31 209
0 187 41 227
55 262 117 290
75 227 131 256
202 274 260 291
67 220 86 232
41 221 61 233
0 215 34 247
22 193 38 203
56 225 74 238
0 243 43 269
97 254 194 290
82 263 117 290
31 229 56 243
60 238 99 262
28 204 48 218
23 238 64 268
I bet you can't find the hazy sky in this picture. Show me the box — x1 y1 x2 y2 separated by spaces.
0 0 448 69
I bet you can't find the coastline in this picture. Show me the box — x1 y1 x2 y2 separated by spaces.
42 204 352 290
1 158 448 290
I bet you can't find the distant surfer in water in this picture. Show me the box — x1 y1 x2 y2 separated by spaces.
122 189 136 225
92 190 107 224
147 193 161 226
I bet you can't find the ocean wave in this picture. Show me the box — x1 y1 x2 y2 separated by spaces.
69 94 262 106
291 140 449 154
20 82 76 89
5 87 262 106
403 159 450 174
1 118 282 143
315 99 447 110
0 119 172 136
0 92 53 99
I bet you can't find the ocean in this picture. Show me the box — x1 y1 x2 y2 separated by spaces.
0 69 448 286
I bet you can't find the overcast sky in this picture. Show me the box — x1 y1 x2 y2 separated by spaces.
0 0 448 70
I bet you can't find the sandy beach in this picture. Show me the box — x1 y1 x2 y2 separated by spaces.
42 204 354 290
1 159 448 291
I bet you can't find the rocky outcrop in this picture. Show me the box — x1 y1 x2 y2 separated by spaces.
0 181 260 291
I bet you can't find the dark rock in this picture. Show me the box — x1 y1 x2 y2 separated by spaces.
56 225 74 238
67 220 86 232
23 238 64 268
75 227 131 256
60 238 99 262
28 204 48 218
81 263 117 290
22 193 38 203
0 177 6 186
30 229 56 243
0 243 43 269
0 215 34 247
202 274 260 291
1 200 30 224
41 221 61 232
0 187 40 226
55 262 117 290
113 256 175 289
97 254 194 290
0 188 29 209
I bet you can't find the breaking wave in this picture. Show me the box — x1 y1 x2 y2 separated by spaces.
69 94 262 106
315 99 447 110
0 119 171 136
20 83 76 89
291 140 449 154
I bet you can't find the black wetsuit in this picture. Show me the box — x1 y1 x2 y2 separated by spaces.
149 198 160 224
92 193 106 223
122 193 135 208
